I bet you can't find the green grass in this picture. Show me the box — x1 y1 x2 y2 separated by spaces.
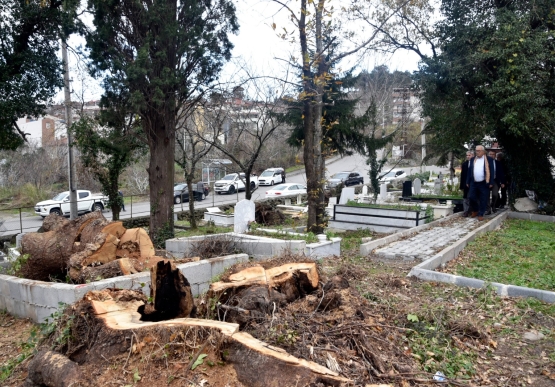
247 230 318 243
174 224 233 237
412 194 463 200
453 219 555 291
326 228 375 250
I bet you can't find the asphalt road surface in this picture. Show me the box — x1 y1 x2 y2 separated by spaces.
0 154 449 237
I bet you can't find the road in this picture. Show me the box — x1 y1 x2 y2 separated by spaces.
0 154 450 237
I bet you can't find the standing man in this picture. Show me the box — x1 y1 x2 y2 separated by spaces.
460 150 474 217
466 145 494 221
488 151 505 213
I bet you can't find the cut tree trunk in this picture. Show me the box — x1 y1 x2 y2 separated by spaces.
87 289 349 387
139 260 195 322
24 349 81 387
20 211 107 281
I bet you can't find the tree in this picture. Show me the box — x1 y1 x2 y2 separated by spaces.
271 0 411 233
175 107 214 229
414 0 555 201
0 0 78 150
72 79 147 220
85 0 238 244
200 79 290 200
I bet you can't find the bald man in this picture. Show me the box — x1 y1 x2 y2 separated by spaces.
466 145 495 221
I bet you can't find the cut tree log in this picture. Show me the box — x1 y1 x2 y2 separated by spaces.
20 211 107 281
139 260 195 321
87 289 350 387
210 262 319 302
24 349 81 387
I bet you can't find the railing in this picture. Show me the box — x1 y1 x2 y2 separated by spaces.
0 184 249 237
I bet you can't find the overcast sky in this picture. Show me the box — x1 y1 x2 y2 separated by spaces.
59 0 422 103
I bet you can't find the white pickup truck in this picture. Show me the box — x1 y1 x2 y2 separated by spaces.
34 190 108 218
213 173 259 194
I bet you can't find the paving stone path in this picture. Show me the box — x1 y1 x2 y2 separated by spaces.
375 217 480 261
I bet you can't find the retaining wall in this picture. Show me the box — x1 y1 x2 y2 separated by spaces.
0 253 248 323
166 232 341 260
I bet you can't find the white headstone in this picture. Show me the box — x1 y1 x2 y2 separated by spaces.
284 198 292 206
15 233 26 249
362 185 368 195
234 199 255 233
297 194 302 205
339 187 356 204
328 197 337 207
380 183 388 200
413 178 422 195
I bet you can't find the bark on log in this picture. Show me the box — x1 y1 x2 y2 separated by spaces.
20 212 107 281
139 260 195 321
88 292 350 387
24 349 81 387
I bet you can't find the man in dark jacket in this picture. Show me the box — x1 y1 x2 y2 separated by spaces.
466 145 495 221
460 150 474 217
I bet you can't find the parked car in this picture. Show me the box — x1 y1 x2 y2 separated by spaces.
379 169 407 183
258 168 285 185
173 183 208 204
265 183 307 198
326 171 364 188
214 173 259 194
34 190 108 218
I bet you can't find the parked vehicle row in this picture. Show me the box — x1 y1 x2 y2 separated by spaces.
34 190 108 218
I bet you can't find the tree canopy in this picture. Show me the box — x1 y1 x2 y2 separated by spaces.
0 0 78 150
415 0 555 200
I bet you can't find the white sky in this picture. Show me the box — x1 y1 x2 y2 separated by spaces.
58 0 422 103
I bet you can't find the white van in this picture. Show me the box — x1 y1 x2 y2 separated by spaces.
258 168 284 186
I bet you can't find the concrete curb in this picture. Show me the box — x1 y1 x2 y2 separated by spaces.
408 211 555 303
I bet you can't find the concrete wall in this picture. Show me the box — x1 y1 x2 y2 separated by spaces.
166 233 341 260
0 253 248 323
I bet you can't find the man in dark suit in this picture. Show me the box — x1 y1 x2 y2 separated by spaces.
488 151 505 213
459 150 474 217
466 145 495 221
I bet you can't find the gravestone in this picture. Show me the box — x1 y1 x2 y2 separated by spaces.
234 199 255 233
328 197 337 207
402 181 412 197
433 179 442 195
297 194 302 205
339 187 356 204
362 185 368 195
413 178 421 195
284 198 292 206
379 183 387 200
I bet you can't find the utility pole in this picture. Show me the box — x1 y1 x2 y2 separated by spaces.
62 39 78 219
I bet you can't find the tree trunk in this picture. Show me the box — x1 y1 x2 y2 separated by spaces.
139 260 195 322
187 176 197 229
78 258 138 283
146 108 176 247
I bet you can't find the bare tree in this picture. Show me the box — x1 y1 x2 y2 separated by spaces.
199 76 293 199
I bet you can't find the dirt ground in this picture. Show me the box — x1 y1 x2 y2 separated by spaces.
1 248 555 387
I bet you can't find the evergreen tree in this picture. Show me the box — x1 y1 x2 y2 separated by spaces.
85 0 238 244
